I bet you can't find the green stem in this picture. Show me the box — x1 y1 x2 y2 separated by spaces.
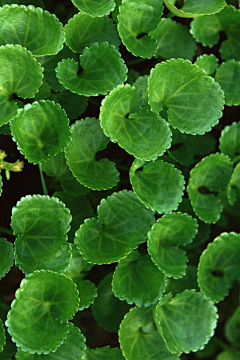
39 163 48 195
232 153 240 164
0 226 14 237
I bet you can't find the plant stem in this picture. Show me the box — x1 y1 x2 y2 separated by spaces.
0 226 14 237
38 163 48 195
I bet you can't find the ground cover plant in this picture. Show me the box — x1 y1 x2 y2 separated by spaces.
0 0 240 359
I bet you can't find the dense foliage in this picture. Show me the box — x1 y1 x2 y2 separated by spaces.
0 0 240 359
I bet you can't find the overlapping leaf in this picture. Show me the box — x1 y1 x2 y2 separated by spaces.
10 100 71 164
198 232 240 303
56 42 127 96
71 0 115 17
155 290 218 355
0 5 64 55
227 163 240 206
0 320 5 353
219 122 240 160
11 195 72 274
0 238 14 279
215 60 240 106
100 84 172 160
147 212 198 278
148 59 224 135
85 346 125 360
0 45 43 126
117 0 164 58
5 270 79 354
195 54 219 75
130 158 185 214
225 305 240 348
163 0 226 18
74 190 155 264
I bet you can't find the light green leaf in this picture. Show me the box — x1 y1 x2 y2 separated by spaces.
100 84 172 160
198 232 240 303
187 153 233 223
5 270 79 354
147 212 198 278
56 42 127 97
163 0 226 18
65 118 119 191
74 190 155 264
65 13 120 53
130 158 185 214
148 59 224 135
91 273 131 332
119 306 180 360
117 0 164 58
215 60 240 106
71 0 115 17
0 238 14 279
0 5 64 56
10 100 71 164
15 323 86 359
149 18 196 60
112 251 167 307
195 54 219 75
0 319 5 353
219 122 240 161
225 305 240 348
11 194 72 274
0 44 43 126
85 346 125 360
155 290 218 355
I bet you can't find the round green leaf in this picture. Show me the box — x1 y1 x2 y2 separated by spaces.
5 270 79 354
91 273 131 332
0 5 65 56
15 323 86 359
163 0 226 18
219 122 240 160
56 42 127 97
76 280 97 311
227 163 240 205
71 0 115 17
195 54 219 76
148 58 224 135
149 18 196 61
198 232 240 303
10 100 71 164
119 306 180 360
155 290 218 355
65 13 120 53
112 251 167 307
85 346 125 360
0 238 14 280
74 190 155 264
130 158 185 214
11 194 72 274
117 0 163 58
147 212 198 278
100 84 172 160
215 60 240 106
65 118 119 191
0 44 43 126
187 153 233 223
0 319 5 353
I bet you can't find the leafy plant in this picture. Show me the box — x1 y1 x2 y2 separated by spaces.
0 0 240 359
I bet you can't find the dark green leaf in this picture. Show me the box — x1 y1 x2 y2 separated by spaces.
219 122 240 160
0 238 14 279
215 60 240 106
84 346 125 360
225 305 240 348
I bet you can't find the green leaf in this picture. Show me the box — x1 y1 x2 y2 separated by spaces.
56 42 127 97
76 280 97 311
0 325 16 360
163 0 226 18
165 265 199 297
0 175 2 196
227 163 240 205
147 212 198 278
197 232 240 303
15 323 86 359
112 251 167 307
130 158 185 214
65 118 119 191
119 306 180 360
190 5 240 61
187 153 233 223
5 270 79 354
195 54 219 75
11 194 72 274
100 84 172 160
219 122 240 161
10 100 71 164
132 75 149 107
0 0 43 6
215 60 240 106
149 18 196 61
84 346 125 360
0 319 5 353
0 44 43 126
41 152 89 196
63 244 94 280
0 238 14 279
65 13 120 53
225 305 240 348
0 5 65 56
91 273 131 332
117 0 164 58
71 0 115 17
51 91 88 121
155 290 218 355
217 350 240 360
148 59 224 135
74 190 155 264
